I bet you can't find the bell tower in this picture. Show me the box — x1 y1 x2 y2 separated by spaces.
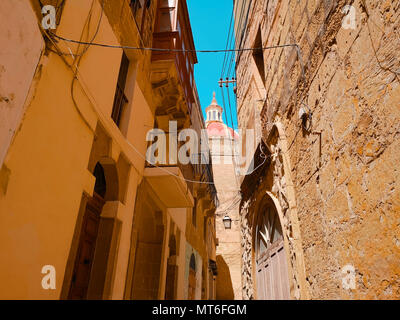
205 92 224 126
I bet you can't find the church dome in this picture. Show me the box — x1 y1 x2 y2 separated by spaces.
205 92 238 140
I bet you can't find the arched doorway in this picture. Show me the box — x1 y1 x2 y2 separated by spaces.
254 197 290 300
68 162 106 299
188 254 196 300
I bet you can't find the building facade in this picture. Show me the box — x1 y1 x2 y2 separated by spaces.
205 94 243 300
0 0 217 300
234 0 400 299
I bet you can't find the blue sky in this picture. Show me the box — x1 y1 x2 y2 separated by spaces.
187 0 238 129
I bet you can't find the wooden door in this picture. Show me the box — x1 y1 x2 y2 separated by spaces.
255 205 290 300
69 193 104 299
256 240 290 300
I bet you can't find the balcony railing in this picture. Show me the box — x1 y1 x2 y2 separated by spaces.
152 31 195 114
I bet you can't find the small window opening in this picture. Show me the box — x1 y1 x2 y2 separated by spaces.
253 27 265 83
111 52 130 127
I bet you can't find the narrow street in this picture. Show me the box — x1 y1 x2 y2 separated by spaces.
0 0 399 301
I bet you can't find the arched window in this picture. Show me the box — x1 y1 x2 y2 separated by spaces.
255 198 290 300
255 205 283 257
213 111 216 120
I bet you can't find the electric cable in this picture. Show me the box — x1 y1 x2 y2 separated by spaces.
50 31 298 53
221 8 234 79
220 85 230 129
222 0 243 81
225 83 235 130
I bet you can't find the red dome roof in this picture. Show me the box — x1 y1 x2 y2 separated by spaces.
207 121 239 140
204 92 239 140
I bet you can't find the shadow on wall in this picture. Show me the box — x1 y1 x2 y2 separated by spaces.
216 255 234 300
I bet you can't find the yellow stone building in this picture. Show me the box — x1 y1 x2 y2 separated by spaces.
0 0 217 300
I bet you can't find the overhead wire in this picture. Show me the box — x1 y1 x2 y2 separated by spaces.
220 2 234 79
245 143 270 176
222 1 250 135
220 9 234 79
219 1 237 133
225 84 235 130
218 1 247 177
218 196 241 214
223 0 243 81
220 85 230 128
50 32 298 53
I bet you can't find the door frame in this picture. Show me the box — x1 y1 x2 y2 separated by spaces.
251 191 293 300
67 192 105 299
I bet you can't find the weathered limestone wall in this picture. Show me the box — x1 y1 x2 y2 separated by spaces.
0 0 44 168
237 0 400 299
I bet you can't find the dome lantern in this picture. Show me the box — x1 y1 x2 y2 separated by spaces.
205 92 223 124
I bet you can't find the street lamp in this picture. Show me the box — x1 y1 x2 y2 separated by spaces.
223 215 232 229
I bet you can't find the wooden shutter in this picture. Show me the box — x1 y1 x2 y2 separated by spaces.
111 53 129 126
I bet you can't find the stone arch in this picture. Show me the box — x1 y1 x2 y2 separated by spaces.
264 120 308 300
86 124 131 204
94 158 119 202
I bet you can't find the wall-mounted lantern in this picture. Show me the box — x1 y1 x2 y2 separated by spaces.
223 215 232 229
